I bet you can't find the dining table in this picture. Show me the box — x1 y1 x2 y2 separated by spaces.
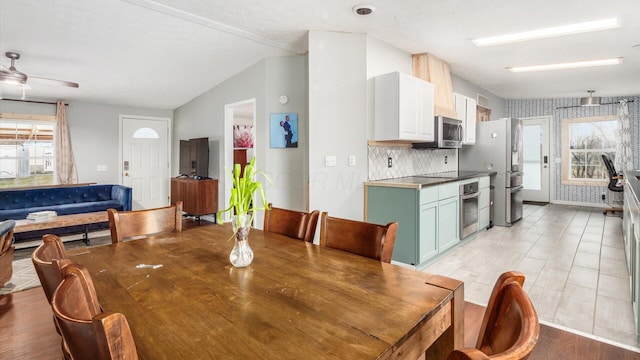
69 221 464 359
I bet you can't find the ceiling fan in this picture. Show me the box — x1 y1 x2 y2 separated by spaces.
0 52 79 88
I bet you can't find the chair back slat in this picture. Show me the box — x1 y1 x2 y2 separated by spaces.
319 212 397 263
108 201 183 244
478 282 539 358
263 204 319 242
32 234 72 303
476 271 525 349
0 220 15 254
52 263 138 360
447 271 539 360
0 220 16 287
602 154 624 193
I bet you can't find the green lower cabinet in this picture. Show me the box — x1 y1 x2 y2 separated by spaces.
367 182 465 268
438 196 459 252
367 186 420 265
419 201 438 263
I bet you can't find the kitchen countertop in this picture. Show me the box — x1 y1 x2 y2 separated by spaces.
364 171 496 189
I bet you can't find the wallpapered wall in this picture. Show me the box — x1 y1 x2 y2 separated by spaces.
506 96 640 205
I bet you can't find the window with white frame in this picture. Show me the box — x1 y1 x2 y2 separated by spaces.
0 120 56 188
561 115 617 186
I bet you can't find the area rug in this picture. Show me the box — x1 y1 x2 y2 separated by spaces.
0 232 113 296
0 258 40 295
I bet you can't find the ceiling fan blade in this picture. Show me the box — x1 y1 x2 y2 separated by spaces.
29 75 79 88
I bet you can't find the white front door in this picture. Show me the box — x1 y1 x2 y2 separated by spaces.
121 116 170 210
522 116 551 203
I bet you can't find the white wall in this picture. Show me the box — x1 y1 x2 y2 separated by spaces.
68 102 171 183
308 31 368 221
264 56 307 211
0 100 172 184
173 55 308 218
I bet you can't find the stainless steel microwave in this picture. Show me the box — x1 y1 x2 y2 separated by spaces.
412 116 463 149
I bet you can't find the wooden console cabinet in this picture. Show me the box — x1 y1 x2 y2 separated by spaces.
171 178 218 218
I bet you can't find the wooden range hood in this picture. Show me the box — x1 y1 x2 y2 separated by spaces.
412 53 458 119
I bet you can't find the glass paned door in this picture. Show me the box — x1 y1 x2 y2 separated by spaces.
522 117 550 202
523 124 542 190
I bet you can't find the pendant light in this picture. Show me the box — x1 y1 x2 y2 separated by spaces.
580 90 601 106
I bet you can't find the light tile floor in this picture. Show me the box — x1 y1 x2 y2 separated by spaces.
424 203 638 348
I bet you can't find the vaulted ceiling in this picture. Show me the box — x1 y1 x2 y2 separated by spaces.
1 0 639 109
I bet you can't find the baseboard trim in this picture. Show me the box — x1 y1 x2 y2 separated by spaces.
551 199 610 208
523 201 549 205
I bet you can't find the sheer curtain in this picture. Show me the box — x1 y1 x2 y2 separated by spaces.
56 101 78 184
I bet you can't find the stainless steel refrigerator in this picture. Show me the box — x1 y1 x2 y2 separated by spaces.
459 118 523 226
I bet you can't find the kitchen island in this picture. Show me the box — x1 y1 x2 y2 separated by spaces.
365 171 494 269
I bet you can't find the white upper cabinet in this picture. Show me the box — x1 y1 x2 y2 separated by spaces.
374 72 435 142
454 93 477 145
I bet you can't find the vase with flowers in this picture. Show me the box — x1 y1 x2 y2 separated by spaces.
217 157 269 267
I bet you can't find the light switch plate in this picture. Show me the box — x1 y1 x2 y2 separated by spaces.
325 155 337 167
97 165 108 172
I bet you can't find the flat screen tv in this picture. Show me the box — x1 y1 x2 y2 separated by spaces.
179 137 209 178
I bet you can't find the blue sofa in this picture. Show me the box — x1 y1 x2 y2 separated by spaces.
0 184 132 241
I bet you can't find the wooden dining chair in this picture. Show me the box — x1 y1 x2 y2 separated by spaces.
263 203 320 242
32 234 74 302
108 201 183 244
318 212 398 263
448 271 539 360
0 220 16 287
52 262 138 360
32 234 77 359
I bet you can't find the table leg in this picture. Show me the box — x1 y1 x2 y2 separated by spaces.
83 225 90 246
424 275 464 359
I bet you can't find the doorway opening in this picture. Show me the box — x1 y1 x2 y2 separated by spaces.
223 99 257 223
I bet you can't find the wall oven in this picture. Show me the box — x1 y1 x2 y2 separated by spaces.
460 181 479 239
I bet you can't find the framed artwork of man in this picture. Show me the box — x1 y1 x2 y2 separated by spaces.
269 113 298 148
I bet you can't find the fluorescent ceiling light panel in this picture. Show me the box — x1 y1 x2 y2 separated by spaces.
472 18 619 46
506 58 623 72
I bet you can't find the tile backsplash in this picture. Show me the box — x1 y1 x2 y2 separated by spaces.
368 145 458 180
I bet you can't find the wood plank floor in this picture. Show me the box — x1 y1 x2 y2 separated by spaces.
1 287 639 359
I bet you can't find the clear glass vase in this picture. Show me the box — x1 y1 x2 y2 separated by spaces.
230 214 254 267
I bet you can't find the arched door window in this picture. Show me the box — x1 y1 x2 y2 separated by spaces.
132 127 159 139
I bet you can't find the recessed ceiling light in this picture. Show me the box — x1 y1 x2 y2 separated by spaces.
352 5 375 16
472 18 619 46
506 57 623 72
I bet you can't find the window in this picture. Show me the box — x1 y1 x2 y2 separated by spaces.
132 127 159 139
561 115 617 185
0 120 56 189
